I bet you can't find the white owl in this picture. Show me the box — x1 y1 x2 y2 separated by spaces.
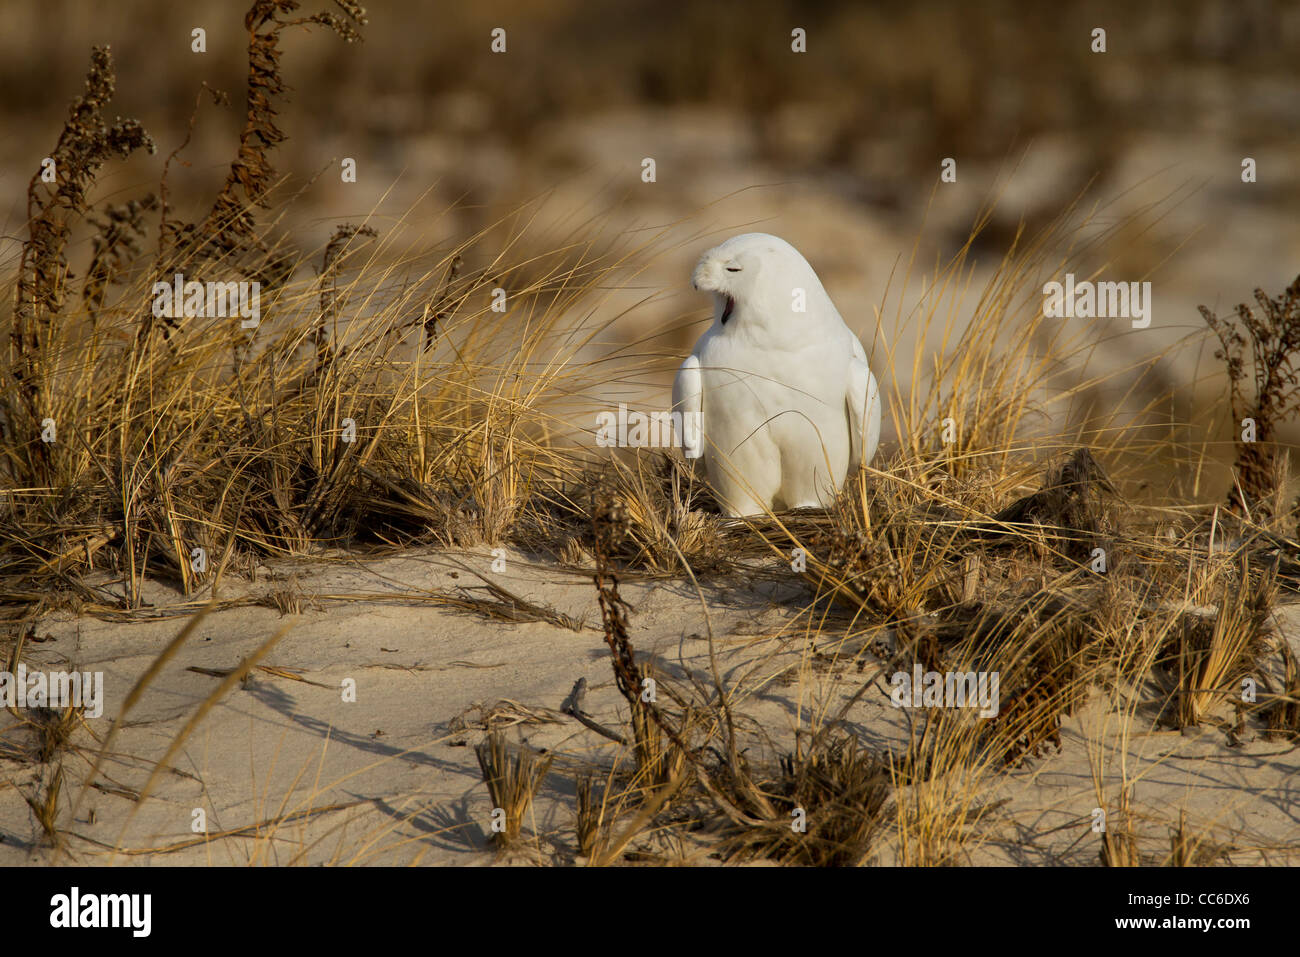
672 233 881 517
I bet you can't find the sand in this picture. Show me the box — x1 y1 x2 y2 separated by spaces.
2 545 1296 866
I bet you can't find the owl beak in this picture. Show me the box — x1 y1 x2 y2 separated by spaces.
692 251 725 293
720 294 736 325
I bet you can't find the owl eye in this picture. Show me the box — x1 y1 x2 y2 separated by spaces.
725 266 742 272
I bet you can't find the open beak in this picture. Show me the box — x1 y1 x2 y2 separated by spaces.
720 294 736 325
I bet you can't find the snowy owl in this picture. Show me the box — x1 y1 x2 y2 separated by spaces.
672 233 881 517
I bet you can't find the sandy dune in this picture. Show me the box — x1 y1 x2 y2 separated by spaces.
4 547 1296 865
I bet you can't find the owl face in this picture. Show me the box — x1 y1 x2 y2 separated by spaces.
691 233 818 328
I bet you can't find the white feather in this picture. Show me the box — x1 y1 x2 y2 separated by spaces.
671 353 704 461
678 232 883 516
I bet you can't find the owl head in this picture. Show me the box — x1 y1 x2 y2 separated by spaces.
690 232 832 331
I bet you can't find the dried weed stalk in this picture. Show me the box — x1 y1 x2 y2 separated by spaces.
1200 275 1300 511
194 0 367 265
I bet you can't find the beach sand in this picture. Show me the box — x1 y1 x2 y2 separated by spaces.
4 546 1295 865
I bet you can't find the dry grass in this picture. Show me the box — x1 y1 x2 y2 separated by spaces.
474 731 553 849
25 763 64 849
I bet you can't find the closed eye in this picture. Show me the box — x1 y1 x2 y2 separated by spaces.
725 266 742 272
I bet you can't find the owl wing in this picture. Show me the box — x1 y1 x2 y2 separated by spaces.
846 342 880 472
672 353 704 460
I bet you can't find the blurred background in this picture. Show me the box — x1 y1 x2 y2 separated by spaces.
2 0 1298 465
